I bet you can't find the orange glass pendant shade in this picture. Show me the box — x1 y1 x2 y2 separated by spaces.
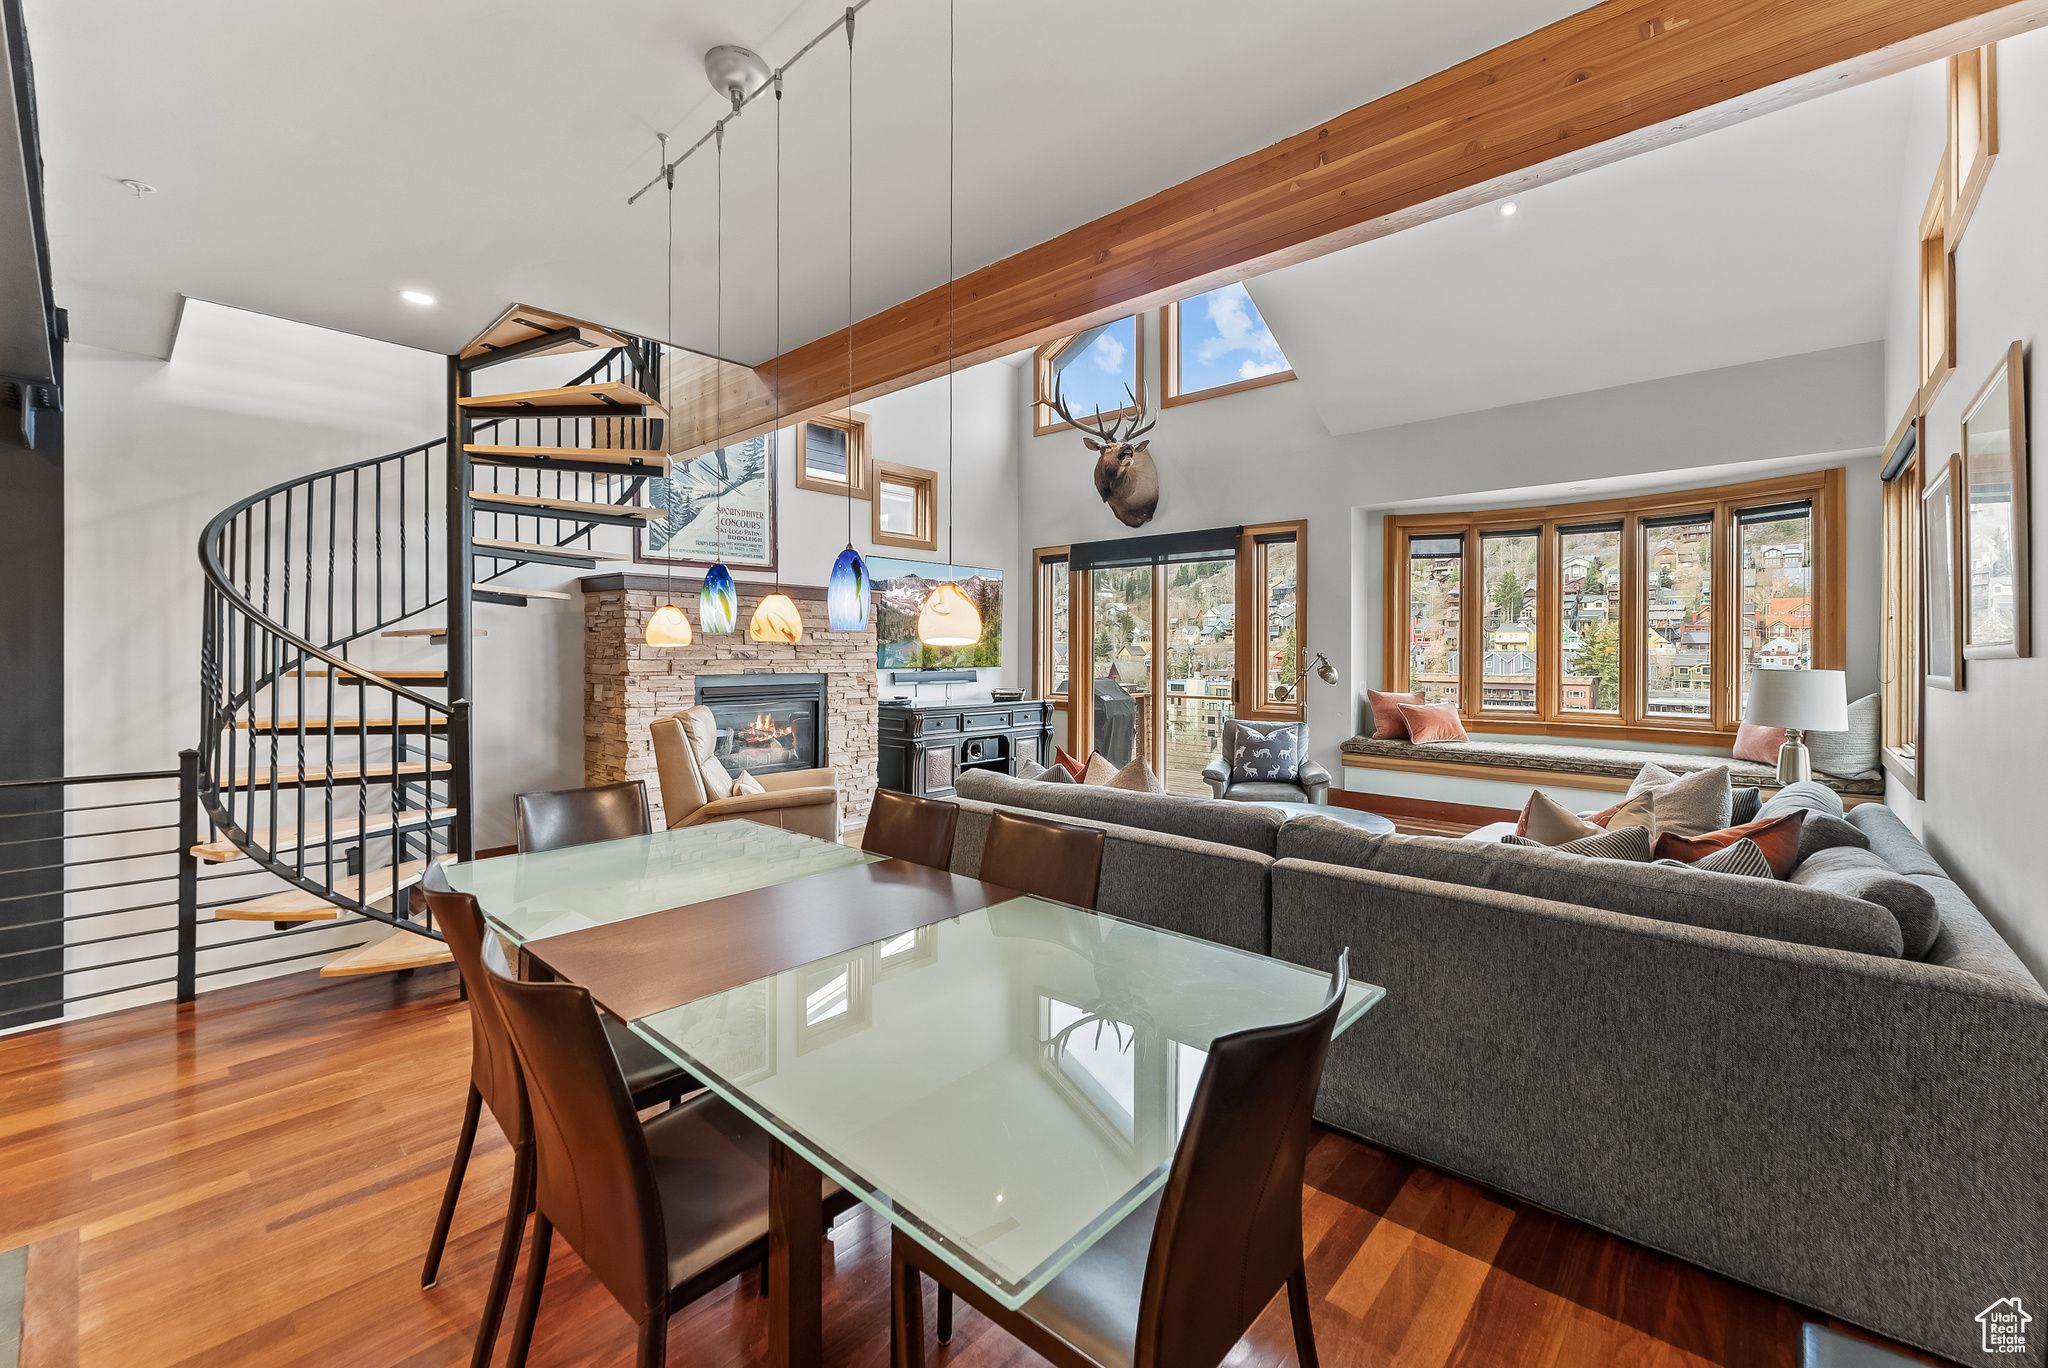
749 592 803 644
916 581 982 647
645 603 693 647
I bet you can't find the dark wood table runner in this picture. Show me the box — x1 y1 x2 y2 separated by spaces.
523 857 1015 1023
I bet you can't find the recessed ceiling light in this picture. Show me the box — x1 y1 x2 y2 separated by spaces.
1499 201 1519 217
400 290 436 306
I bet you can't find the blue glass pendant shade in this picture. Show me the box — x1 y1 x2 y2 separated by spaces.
699 562 737 634
828 544 870 631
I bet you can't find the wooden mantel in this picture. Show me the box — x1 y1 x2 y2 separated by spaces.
668 0 2048 457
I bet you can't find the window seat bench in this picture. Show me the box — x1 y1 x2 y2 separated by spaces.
1339 735 1884 818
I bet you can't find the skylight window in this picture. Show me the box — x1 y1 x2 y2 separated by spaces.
1164 283 1294 405
1034 316 1143 434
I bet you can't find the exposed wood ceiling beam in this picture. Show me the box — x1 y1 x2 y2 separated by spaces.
671 0 2048 458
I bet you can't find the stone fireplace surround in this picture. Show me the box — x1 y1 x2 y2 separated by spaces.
581 573 880 828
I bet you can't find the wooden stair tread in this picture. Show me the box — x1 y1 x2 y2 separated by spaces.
469 491 661 520
460 304 628 361
234 716 448 730
473 538 627 561
459 382 665 416
215 856 454 921
466 445 670 473
473 583 572 601
192 807 456 863
320 928 454 977
217 760 452 787
381 629 487 638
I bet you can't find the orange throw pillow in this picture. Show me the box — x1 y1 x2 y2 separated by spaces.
1585 797 1628 828
1732 723 1787 766
1052 748 1088 783
1655 810 1806 878
1395 701 1468 744
1367 689 1426 740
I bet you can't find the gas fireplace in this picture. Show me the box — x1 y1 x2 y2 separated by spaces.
694 673 828 779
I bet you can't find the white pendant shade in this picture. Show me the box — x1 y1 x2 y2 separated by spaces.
645 603 693 648
749 592 803 644
916 581 982 647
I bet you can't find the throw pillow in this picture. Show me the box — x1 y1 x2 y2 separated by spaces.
1730 786 1762 826
1105 755 1168 794
1520 790 1600 846
1658 837 1775 880
1624 763 1731 838
1500 824 1653 861
1082 752 1119 786
1789 846 1941 957
1052 748 1088 783
1039 764 1077 784
1015 758 1047 781
1366 689 1426 740
1230 723 1304 783
1805 692 1882 780
1731 723 1787 766
1395 702 1468 744
1654 810 1806 879
730 770 766 798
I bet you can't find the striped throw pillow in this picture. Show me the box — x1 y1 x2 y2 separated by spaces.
1655 836 1775 880
1500 825 1653 862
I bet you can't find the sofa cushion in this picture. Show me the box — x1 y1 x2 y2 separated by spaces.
1519 789 1600 845
1789 847 1941 958
1338 735 1886 798
947 796 1272 952
1758 785 1868 869
1227 719 1304 783
1625 763 1730 838
1732 723 1787 766
1501 825 1652 861
1082 752 1119 785
1655 837 1775 880
1758 780 1845 818
1730 786 1763 825
1277 816 1903 957
1396 701 1469 744
1806 692 1882 781
1846 802 1945 877
1105 755 1166 794
954 769 1285 856
1654 811 1805 879
1366 689 1425 739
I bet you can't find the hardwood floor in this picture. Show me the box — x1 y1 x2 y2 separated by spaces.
0 969 1950 1368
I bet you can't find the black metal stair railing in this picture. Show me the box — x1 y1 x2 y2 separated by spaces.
194 336 665 949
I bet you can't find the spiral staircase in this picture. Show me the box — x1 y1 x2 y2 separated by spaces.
195 305 672 976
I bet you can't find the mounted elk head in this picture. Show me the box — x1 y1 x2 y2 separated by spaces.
1049 377 1159 529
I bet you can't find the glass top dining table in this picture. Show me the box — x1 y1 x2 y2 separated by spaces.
631 896 1383 1312
441 820 883 946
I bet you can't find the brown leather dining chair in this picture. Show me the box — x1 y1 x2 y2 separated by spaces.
861 788 960 870
514 779 652 854
896 951 1351 1368
979 808 1107 909
416 870 694 1368
484 955 860 1368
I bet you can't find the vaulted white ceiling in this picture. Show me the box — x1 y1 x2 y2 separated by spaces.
31 0 1589 362
1245 68 1915 435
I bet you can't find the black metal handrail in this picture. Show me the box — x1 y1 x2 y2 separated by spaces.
192 331 666 954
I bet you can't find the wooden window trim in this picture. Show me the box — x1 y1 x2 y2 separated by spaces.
1918 156 1956 410
1240 520 1308 720
1158 300 1296 409
1032 545 1072 708
1033 319 1147 436
1948 46 1999 246
1383 470 1847 745
791 409 871 498
1880 405 1925 796
870 461 938 552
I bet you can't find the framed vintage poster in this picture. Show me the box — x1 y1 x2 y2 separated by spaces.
1923 452 1966 691
1962 340 2030 658
636 432 777 571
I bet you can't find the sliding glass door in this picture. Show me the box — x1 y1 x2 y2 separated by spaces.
1162 558 1234 795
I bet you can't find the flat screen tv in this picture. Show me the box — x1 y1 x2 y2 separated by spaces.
869 556 1002 671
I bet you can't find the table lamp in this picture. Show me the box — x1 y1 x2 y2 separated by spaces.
1742 668 1848 783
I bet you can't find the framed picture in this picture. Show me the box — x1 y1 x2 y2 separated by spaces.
1923 452 1966 691
869 556 1003 670
1962 340 2030 659
636 432 777 571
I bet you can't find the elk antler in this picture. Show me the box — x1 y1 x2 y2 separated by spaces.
1049 375 1155 445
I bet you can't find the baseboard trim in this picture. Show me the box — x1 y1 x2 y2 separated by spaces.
1335 790 1518 825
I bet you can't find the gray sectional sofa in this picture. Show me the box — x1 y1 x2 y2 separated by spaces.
942 769 2048 1366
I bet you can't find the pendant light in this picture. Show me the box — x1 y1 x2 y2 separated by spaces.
748 71 804 645
646 137 693 649
699 127 738 635
917 0 983 651
828 10 871 632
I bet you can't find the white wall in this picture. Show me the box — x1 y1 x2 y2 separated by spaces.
1879 34 2048 985
1017 312 1885 783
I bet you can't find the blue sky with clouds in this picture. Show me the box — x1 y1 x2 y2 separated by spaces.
1178 283 1289 392
1050 315 1137 419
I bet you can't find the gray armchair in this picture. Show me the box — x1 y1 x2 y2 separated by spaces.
1201 718 1331 805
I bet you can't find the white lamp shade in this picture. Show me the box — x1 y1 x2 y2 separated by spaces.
916 581 983 647
1742 668 1848 731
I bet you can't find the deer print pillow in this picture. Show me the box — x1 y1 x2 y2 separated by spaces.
1230 723 1304 785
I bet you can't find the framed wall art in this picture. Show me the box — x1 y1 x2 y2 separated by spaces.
636 432 778 572
1923 451 1966 691
1961 340 2030 659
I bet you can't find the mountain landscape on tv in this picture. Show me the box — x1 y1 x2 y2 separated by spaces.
869 558 1003 670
